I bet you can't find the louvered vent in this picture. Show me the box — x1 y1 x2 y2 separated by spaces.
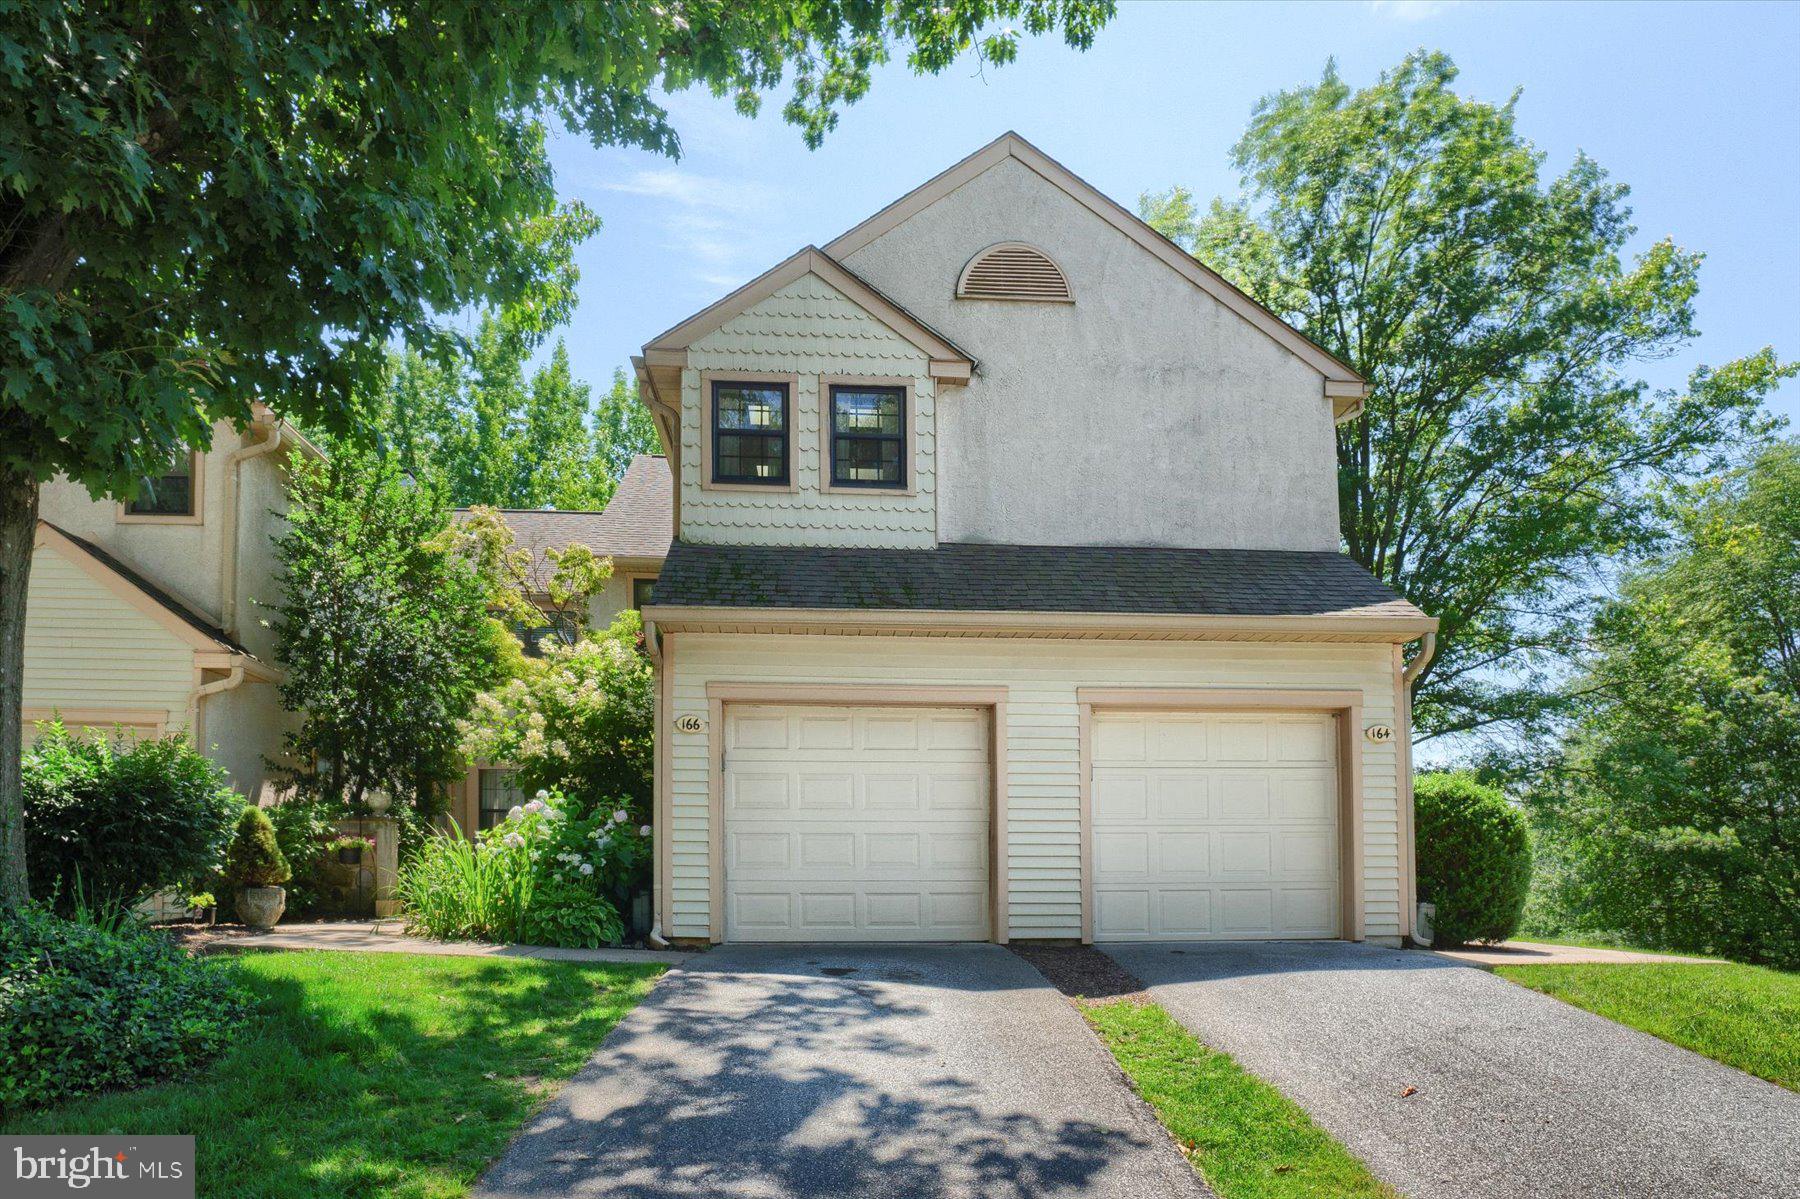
956 242 1073 303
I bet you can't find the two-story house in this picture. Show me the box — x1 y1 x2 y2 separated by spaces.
27 404 319 802
634 133 1436 948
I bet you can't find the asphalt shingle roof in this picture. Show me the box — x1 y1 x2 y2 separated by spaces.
455 455 672 577
652 541 1426 620
48 524 253 655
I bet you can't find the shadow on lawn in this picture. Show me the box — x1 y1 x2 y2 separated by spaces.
477 959 1161 1199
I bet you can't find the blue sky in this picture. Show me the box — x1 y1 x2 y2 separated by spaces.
543 0 1799 423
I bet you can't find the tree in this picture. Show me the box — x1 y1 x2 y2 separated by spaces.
441 504 613 638
1525 442 1800 968
1139 52 1792 742
270 450 502 834
0 0 1116 905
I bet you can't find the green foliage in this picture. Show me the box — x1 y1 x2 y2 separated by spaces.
0 905 248 1112
442 503 612 636
270 450 499 827
1415 772 1532 946
1 952 663 1197
265 794 351 916
224 808 292 889
460 611 655 824
396 789 645 948
1141 52 1792 742
1525 442 1800 969
22 723 244 913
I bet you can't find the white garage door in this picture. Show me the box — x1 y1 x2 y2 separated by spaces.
1092 710 1340 941
723 704 991 942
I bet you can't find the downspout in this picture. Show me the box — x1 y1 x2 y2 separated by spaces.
643 616 671 949
220 419 286 639
1398 631 1437 944
191 665 245 753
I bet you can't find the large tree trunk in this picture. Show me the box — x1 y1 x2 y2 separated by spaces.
0 464 37 907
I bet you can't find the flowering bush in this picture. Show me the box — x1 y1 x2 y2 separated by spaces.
394 789 647 948
459 610 653 825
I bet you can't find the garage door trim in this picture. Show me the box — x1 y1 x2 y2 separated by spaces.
704 683 1009 944
1077 687 1364 943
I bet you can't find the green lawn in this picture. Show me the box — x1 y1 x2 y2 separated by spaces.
1495 961 1798 1091
3 950 664 1199
1085 1001 1397 1199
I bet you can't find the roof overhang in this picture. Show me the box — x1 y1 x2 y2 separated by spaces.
642 603 1437 644
641 247 977 386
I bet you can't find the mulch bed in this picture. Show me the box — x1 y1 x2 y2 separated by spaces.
1010 942 1152 1005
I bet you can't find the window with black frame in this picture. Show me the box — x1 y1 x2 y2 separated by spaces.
829 385 906 488
125 451 196 516
711 381 789 484
477 768 526 831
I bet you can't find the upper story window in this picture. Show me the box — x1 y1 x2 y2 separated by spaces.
711 380 789 485
829 385 906 489
631 576 657 610
122 450 199 520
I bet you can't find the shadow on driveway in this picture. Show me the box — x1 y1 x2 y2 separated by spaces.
477 944 1207 1199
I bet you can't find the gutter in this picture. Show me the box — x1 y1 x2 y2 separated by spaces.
220 418 287 639
191 664 245 750
1402 630 1437 684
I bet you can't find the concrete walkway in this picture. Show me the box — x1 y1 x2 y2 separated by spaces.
1429 939 1722 967
169 920 689 965
1107 941 1799 1199
476 944 1207 1199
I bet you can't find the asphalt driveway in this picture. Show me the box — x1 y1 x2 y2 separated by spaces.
476 943 1207 1199
1106 940 1800 1199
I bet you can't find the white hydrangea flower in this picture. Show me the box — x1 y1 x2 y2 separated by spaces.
503 832 525 848
507 805 524 821
612 809 628 824
639 825 652 837
535 789 550 800
523 798 546 814
579 862 594 876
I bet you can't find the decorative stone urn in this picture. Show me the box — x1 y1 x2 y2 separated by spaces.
237 885 287 930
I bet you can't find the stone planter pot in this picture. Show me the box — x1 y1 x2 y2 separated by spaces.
237 885 287 930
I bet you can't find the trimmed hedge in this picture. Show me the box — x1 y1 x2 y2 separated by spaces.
1415 772 1532 946
224 807 291 888
0 907 249 1112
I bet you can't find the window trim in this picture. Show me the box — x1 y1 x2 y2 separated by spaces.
699 372 798 491
818 375 916 495
627 573 658 612
117 449 204 525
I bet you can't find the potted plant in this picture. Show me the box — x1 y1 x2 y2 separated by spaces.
226 807 293 929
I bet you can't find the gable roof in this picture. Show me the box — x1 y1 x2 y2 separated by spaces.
454 455 673 578
36 521 253 656
651 541 1429 627
824 131 1367 410
641 247 975 382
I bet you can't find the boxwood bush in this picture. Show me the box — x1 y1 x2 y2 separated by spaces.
0 906 249 1112
24 722 244 913
1415 772 1533 946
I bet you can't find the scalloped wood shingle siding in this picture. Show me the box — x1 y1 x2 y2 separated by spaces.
665 634 1404 943
681 274 938 548
956 243 1073 303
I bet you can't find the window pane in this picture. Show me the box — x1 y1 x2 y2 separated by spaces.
478 768 525 831
715 385 786 431
716 432 786 481
833 389 901 434
833 436 904 485
127 454 194 515
632 577 656 609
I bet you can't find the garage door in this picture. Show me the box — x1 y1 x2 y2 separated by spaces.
1091 710 1340 941
723 704 991 942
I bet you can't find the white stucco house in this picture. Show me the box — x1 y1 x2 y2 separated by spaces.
26 405 320 802
633 133 1436 947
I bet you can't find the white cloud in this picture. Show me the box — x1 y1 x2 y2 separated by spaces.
1366 0 1464 20
598 168 783 291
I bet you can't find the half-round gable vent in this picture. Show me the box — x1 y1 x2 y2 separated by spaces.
956 242 1073 303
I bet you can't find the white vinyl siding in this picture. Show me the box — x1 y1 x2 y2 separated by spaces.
665 634 1402 942
680 274 938 548
1091 710 1340 940
23 544 194 735
722 703 990 941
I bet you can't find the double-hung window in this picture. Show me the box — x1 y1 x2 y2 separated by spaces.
711 381 790 485
828 384 906 489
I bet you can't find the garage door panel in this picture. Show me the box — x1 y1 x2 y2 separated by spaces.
725 704 991 942
1093 710 1339 942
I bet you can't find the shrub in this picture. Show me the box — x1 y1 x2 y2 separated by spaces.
396 788 643 948
0 906 249 1112
265 793 350 914
23 722 245 914
1415 772 1533 946
224 808 292 888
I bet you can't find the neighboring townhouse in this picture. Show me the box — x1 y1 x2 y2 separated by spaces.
26 404 318 802
634 133 1437 947
450 453 673 834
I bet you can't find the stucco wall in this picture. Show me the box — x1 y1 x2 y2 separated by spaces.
665 633 1403 943
839 155 1341 552
679 274 939 548
200 678 297 804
